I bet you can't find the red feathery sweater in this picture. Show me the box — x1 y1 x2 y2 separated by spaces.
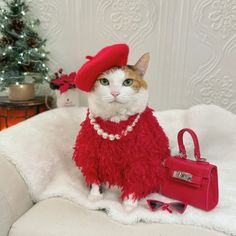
73 107 170 200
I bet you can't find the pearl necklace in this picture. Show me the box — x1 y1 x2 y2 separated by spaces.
88 111 141 141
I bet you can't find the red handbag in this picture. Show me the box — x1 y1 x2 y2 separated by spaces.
161 128 219 211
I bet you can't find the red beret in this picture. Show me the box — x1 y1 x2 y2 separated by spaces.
75 44 129 92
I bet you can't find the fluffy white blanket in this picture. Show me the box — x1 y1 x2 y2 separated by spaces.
0 105 236 235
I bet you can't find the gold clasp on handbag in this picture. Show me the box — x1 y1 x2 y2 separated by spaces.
173 171 192 182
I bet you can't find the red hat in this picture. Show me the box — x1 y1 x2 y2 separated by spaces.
75 44 129 92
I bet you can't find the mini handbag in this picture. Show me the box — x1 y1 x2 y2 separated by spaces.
161 128 219 211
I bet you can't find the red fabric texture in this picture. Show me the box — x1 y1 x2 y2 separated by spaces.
73 107 170 200
75 44 129 92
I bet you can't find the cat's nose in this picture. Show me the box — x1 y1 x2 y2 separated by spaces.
111 91 120 97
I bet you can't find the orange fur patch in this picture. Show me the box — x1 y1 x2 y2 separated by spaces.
123 66 148 90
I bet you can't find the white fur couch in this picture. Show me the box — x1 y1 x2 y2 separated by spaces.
0 106 233 236
0 156 225 236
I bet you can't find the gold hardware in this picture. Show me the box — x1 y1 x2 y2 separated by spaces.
173 171 192 182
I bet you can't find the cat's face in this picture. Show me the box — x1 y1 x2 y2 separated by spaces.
88 53 150 122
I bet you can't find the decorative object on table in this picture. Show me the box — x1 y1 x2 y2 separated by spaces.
0 0 50 100
73 44 170 211
147 199 187 214
8 83 34 101
161 128 219 211
50 68 79 108
0 96 50 130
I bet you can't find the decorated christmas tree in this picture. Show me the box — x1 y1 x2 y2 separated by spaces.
0 0 49 91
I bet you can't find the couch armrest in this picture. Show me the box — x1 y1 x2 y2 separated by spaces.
0 156 33 236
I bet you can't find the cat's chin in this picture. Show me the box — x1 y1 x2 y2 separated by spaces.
89 102 146 123
108 101 124 104
110 114 129 123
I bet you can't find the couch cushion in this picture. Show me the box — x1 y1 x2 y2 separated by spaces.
0 156 33 236
8 198 224 236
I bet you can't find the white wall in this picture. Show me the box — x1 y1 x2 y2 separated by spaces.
1 0 236 112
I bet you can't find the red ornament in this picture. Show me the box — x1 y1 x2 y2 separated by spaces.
75 44 129 92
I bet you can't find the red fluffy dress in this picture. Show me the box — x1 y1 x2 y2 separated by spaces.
73 107 170 200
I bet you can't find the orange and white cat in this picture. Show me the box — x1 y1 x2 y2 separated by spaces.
73 53 170 211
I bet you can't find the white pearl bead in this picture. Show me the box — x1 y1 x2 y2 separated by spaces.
127 126 133 132
123 130 128 136
88 113 93 119
109 134 115 141
93 124 100 130
115 134 120 140
102 132 108 139
97 129 103 135
90 118 95 124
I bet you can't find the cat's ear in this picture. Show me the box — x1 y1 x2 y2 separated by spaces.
135 53 150 76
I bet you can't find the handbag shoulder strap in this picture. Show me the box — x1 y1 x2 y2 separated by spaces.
177 128 204 161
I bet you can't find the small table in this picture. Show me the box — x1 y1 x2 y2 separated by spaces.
0 96 50 130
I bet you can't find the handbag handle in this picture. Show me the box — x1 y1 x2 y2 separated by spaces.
177 128 205 161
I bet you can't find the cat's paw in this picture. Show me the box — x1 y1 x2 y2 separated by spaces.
88 184 103 201
122 195 138 211
88 192 103 201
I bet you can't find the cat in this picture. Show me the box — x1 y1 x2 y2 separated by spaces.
73 53 170 211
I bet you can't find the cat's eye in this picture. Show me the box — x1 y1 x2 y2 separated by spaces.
123 79 133 87
99 78 109 86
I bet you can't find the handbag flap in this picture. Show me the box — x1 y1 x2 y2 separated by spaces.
165 156 216 186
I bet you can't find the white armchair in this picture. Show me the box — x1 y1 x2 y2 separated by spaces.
0 156 33 236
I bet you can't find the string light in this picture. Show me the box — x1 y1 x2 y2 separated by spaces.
0 5 49 88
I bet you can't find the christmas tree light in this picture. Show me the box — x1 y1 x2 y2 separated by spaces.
0 0 50 91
